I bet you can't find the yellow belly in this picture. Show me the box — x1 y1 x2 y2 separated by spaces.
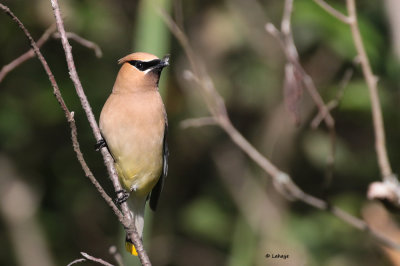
115 149 163 197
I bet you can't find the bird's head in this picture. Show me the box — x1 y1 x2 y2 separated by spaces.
113 52 169 93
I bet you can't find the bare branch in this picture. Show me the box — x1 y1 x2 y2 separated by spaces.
265 22 335 130
48 0 150 264
313 0 400 214
345 0 393 180
109 246 125 266
161 6 400 250
158 8 228 121
80 252 114 266
67 258 86 266
0 26 103 84
180 116 217 129
173 0 184 30
315 0 400 204
267 0 337 195
311 68 353 128
315 0 395 185
313 0 352 24
0 3 150 265
281 0 293 36
0 3 122 219
67 252 115 266
0 25 56 83
53 32 102 58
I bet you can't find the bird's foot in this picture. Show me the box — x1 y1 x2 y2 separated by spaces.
115 189 129 205
94 139 106 151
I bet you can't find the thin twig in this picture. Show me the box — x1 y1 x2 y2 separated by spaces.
173 0 184 30
0 27 102 84
49 0 150 264
180 116 217 129
81 252 114 266
0 24 56 83
159 8 228 121
67 252 115 266
313 0 352 24
311 68 353 128
53 32 102 58
161 7 400 250
67 258 86 266
264 24 335 130
109 246 125 266
266 0 337 197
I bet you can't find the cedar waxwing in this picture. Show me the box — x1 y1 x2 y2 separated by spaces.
98 52 169 256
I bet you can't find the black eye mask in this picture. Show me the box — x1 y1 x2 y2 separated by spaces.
128 59 162 71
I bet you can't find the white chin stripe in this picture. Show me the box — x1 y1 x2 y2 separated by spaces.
143 68 153 75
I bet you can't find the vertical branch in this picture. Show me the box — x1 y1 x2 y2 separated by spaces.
314 0 394 183
314 0 399 203
346 0 392 179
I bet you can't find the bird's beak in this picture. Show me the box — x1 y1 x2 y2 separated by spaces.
148 55 170 76
158 55 170 69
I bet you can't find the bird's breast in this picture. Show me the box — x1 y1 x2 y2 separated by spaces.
99 91 166 196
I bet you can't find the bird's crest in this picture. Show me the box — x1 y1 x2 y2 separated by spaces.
118 52 159 65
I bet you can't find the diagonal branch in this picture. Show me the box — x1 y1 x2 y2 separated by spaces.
67 252 114 266
311 68 354 128
53 32 103 58
0 24 56 83
160 5 400 250
313 0 352 24
80 252 114 266
0 26 103 84
180 116 217 129
48 0 150 264
0 2 151 265
0 4 122 221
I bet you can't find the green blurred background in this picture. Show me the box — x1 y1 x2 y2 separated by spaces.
1 0 400 265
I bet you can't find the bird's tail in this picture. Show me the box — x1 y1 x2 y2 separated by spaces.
125 196 146 256
125 235 138 256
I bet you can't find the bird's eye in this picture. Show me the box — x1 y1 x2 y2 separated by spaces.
136 62 144 69
128 60 146 71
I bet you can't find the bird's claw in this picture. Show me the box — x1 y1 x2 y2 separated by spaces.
95 139 106 151
115 189 129 205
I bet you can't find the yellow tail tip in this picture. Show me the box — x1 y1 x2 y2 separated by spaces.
125 240 138 256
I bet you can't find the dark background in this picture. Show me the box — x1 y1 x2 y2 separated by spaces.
1 0 400 265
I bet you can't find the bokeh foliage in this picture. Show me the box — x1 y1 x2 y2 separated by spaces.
0 0 399 265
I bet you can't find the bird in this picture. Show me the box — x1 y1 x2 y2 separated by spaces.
98 52 169 256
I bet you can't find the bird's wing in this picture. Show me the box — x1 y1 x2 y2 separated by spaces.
149 120 168 211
